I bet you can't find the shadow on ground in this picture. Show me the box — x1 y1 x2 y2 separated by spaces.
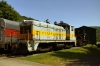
50 45 100 66
0 50 49 58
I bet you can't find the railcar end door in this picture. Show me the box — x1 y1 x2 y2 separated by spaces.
0 19 5 43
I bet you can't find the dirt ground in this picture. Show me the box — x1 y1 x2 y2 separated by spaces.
0 54 100 66
0 57 48 66
67 57 100 66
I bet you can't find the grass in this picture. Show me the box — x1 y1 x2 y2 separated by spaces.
19 44 100 66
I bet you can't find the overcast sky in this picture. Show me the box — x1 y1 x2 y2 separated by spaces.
6 0 100 28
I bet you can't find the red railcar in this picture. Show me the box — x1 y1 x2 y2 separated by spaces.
0 18 19 50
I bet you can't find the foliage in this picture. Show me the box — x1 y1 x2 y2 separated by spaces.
22 16 34 20
91 26 100 42
0 0 34 22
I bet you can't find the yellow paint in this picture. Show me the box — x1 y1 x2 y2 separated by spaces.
19 29 75 40
32 29 75 37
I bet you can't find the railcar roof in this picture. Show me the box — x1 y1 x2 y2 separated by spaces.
76 26 96 30
0 18 19 25
0 18 19 30
3 18 19 25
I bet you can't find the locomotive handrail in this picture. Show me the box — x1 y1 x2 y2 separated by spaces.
10 30 19 46
10 32 12 46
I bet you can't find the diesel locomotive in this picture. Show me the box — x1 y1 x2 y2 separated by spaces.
18 19 76 53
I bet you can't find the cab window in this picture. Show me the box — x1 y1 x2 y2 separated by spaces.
71 26 74 31
20 25 31 34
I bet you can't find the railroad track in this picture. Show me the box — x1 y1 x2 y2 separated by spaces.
0 46 80 58
0 51 48 58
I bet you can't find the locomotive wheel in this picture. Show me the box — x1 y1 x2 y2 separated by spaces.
72 43 75 47
37 47 42 52
18 43 28 54
49 46 52 51
11 43 28 55
11 44 18 55
77 41 83 47
97 44 100 47
64 44 71 49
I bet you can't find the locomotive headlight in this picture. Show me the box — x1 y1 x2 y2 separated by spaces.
22 20 27 23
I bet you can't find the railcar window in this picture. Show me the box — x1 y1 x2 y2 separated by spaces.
20 25 31 34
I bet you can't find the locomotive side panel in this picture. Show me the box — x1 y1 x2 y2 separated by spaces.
33 21 66 41
38 22 46 40
33 21 41 40
47 24 54 40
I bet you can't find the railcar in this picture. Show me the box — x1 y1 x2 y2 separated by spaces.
19 19 76 52
0 18 19 51
75 26 96 46
75 27 88 46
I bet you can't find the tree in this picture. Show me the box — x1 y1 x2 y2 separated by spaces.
0 0 34 22
22 16 34 20
0 1 22 21
91 26 100 42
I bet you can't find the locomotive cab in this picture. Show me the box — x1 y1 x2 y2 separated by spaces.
57 21 70 40
57 21 76 42
19 20 76 53
20 20 32 40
